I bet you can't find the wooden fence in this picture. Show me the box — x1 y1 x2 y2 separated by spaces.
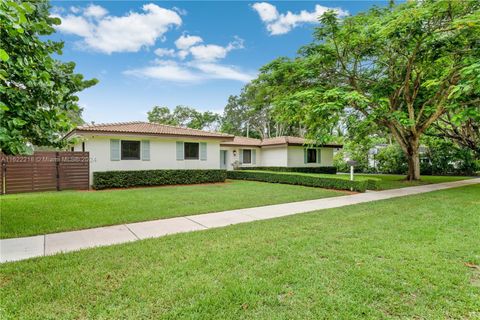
0 152 89 194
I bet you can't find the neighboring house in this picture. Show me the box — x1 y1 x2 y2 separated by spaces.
65 122 342 184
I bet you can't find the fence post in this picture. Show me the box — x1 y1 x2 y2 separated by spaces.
56 152 60 191
1 159 6 195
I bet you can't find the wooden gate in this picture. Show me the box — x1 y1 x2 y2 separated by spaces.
0 152 89 194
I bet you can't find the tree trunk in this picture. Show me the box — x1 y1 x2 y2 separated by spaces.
388 124 421 181
404 135 421 181
406 150 421 181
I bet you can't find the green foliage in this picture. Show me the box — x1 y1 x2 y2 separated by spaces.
333 151 349 173
220 95 258 137
422 138 478 176
0 0 97 155
376 145 409 175
238 166 337 174
354 139 479 176
253 0 480 180
333 135 386 173
221 74 308 139
148 105 220 131
93 169 227 190
227 170 379 192
146 106 178 126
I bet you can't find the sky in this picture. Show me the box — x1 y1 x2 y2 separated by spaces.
49 1 389 123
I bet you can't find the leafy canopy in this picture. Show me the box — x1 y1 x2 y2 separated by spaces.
0 0 97 154
258 0 479 179
148 105 220 131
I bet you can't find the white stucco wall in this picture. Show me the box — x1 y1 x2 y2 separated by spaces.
287 146 334 167
220 146 262 170
320 148 334 166
260 147 288 167
75 135 222 183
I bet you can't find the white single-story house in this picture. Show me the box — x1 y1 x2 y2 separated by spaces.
219 136 342 170
65 122 342 184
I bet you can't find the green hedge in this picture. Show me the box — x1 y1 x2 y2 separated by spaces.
93 169 227 190
238 166 337 174
227 171 379 192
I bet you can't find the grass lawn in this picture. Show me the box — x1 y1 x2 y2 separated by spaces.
0 180 345 239
1 184 479 319
352 173 470 190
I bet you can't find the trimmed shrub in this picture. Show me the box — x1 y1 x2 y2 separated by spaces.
93 169 227 190
238 166 337 174
227 171 379 192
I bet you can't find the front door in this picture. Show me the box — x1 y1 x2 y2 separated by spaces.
220 150 227 169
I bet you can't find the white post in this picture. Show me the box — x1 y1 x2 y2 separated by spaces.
350 165 354 181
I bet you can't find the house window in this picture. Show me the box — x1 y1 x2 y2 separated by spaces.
121 140 141 160
184 142 199 160
307 148 317 163
243 149 252 164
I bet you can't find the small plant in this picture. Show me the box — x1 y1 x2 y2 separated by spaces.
231 160 241 170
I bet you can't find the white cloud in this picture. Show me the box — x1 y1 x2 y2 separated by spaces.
99 8 250 83
174 34 203 50
125 60 201 82
185 37 244 61
154 48 176 57
53 3 182 54
69 6 80 14
53 15 92 37
177 50 190 60
172 7 188 16
124 59 254 83
251 2 278 22
189 44 229 61
83 4 108 19
192 62 254 82
252 2 348 35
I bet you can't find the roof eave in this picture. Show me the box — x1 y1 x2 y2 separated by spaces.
288 142 343 148
62 129 77 141
71 129 235 141
220 143 261 147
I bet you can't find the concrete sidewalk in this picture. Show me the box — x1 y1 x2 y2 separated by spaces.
2 178 479 263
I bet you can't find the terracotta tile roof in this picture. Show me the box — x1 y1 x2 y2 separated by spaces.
261 136 307 146
66 121 234 139
220 136 262 146
221 135 343 148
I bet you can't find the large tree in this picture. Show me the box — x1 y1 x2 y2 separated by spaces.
221 77 307 139
265 0 479 180
147 106 178 126
220 95 252 136
147 105 220 131
0 0 97 155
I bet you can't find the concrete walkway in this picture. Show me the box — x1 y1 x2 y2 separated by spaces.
1 178 479 263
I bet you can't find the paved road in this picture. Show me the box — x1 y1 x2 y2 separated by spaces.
2 178 479 263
